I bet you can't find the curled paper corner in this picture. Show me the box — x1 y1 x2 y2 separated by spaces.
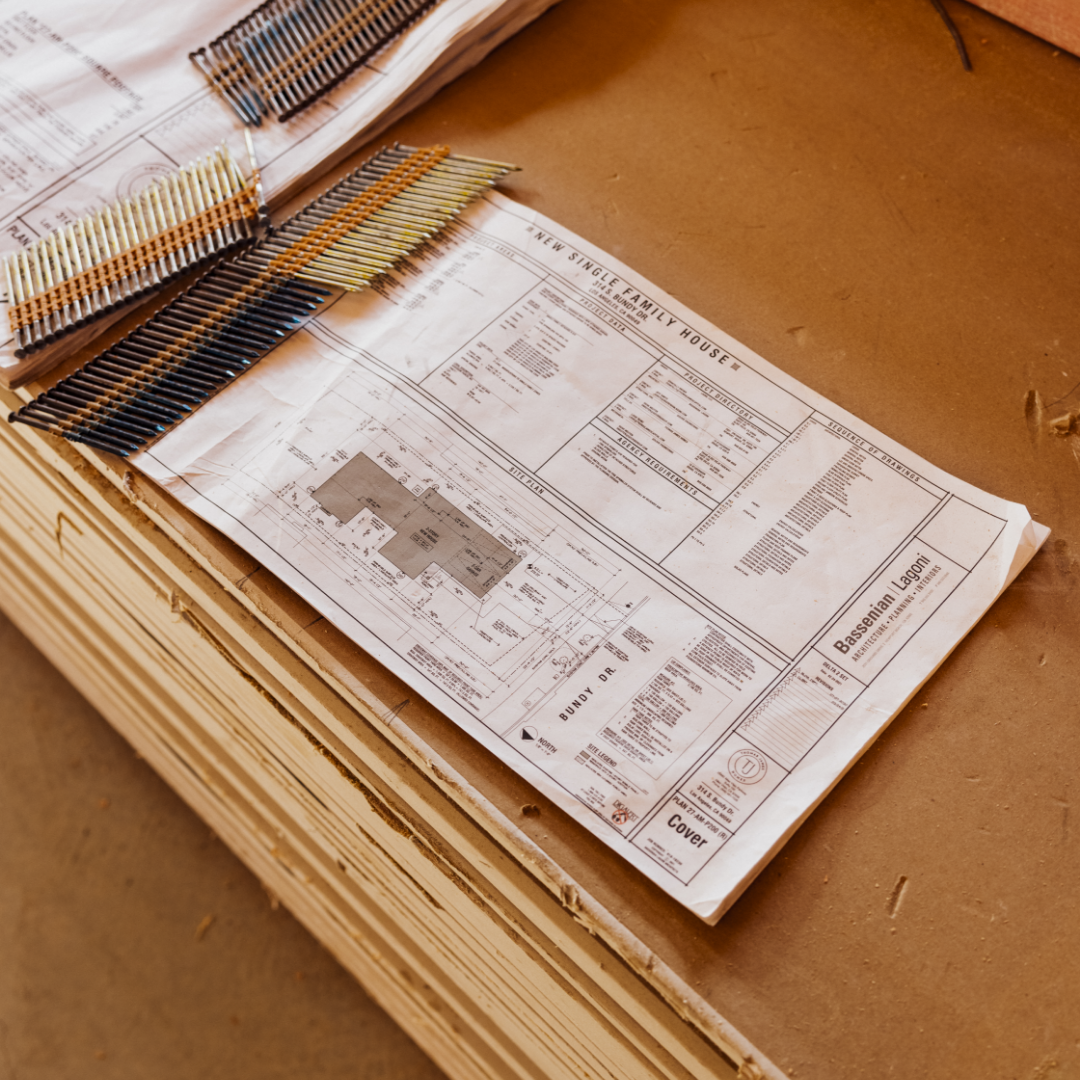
1004 515 1051 591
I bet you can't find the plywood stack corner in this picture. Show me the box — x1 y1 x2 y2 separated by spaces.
0 402 778 1080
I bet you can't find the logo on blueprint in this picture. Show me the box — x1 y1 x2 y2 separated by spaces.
728 748 767 785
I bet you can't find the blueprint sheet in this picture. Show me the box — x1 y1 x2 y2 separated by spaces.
135 192 1047 920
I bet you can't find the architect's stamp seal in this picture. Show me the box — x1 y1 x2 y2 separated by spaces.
728 748 767 785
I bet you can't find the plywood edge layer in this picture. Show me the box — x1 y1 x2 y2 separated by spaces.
0 457 673 1080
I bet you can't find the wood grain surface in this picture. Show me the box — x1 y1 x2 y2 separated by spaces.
971 0 1080 57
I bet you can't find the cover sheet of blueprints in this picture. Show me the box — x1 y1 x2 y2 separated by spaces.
135 192 1048 921
0 0 556 382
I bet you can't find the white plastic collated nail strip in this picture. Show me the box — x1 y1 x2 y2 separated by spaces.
4 143 265 359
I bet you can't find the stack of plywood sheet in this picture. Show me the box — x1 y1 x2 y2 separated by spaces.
0 407 775 1079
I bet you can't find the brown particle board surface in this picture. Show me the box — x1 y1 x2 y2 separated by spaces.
7 1 1080 1077
265 4 1080 1073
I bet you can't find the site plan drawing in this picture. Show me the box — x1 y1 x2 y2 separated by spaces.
135 191 1047 920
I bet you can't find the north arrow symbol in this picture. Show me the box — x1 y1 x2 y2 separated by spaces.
521 726 538 741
